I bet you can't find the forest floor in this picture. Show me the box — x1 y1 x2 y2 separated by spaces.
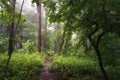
38 57 66 80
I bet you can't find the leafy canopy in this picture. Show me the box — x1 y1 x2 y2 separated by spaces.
43 0 120 37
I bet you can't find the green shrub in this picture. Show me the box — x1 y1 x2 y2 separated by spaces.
106 65 120 80
22 40 36 53
49 55 102 80
0 38 8 53
0 53 45 80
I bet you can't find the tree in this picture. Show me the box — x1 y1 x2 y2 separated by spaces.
43 0 120 80
37 0 42 53
15 0 25 49
6 0 16 70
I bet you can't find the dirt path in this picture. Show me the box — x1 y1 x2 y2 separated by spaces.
38 58 66 80
39 58 53 80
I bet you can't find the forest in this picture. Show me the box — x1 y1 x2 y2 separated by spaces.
0 0 120 80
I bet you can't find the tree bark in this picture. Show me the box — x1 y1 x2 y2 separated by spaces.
59 30 65 51
87 21 109 80
37 0 42 53
6 0 16 70
95 44 108 80
88 30 108 80
88 37 108 80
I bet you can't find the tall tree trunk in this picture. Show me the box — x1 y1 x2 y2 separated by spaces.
19 26 23 48
6 0 16 70
94 45 108 80
37 0 42 53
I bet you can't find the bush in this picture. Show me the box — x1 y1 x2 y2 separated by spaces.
49 55 102 80
0 37 8 53
22 40 36 53
106 65 120 80
0 53 45 80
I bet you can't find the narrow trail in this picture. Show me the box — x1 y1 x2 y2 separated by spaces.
38 57 66 80
38 58 53 80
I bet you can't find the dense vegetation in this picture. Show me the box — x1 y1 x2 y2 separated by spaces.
50 55 120 80
0 53 45 80
0 0 120 80
50 55 101 80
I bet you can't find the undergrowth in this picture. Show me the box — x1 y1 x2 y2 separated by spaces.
49 55 120 80
49 55 102 80
0 53 45 80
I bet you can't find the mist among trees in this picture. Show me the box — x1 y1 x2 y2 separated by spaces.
0 0 120 80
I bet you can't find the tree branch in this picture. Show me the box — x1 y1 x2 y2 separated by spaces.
102 0 107 24
15 0 24 30
88 21 99 47
14 0 24 45
96 25 113 46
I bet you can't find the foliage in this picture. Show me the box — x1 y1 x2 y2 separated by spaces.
22 21 37 42
42 0 120 54
0 37 8 53
0 0 25 26
100 33 120 65
43 1 120 79
46 24 63 51
49 55 103 80
105 65 120 80
31 0 40 6
0 0 120 80
22 40 36 53
0 53 45 80
50 55 120 80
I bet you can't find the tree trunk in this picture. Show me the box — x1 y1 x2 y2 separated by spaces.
62 39 68 54
6 0 16 70
88 21 109 80
8 23 14 55
94 45 108 80
88 36 108 80
37 0 42 53
59 30 65 51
